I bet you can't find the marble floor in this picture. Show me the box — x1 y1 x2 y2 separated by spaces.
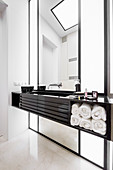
0 135 6 144
0 130 102 170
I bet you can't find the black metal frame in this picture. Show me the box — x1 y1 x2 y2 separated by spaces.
28 0 31 85
37 0 39 85
107 0 113 98
104 139 108 170
36 0 107 95
51 0 78 31
28 0 109 169
29 123 106 170
104 0 108 96
28 0 31 128
20 91 111 170
29 126 103 169
12 90 111 170
78 0 81 81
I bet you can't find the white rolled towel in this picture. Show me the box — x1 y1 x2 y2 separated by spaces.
70 115 81 126
71 103 80 115
79 103 92 119
92 105 106 121
92 119 106 135
79 118 92 130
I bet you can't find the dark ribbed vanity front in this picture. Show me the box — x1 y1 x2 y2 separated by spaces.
19 93 71 124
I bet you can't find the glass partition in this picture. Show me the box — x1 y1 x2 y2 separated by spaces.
81 0 104 93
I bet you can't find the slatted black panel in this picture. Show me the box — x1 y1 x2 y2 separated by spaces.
19 93 70 124
12 92 20 108
20 98 69 110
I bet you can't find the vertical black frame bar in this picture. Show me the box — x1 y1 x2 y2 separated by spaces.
37 0 39 132
104 139 107 170
104 139 111 170
28 0 31 85
27 0 30 130
107 0 110 97
107 0 113 98
104 0 108 96
37 0 39 86
78 129 81 155
78 0 81 82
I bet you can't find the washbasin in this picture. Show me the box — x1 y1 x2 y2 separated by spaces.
30 90 72 97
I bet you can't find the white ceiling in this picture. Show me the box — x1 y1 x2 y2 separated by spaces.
39 0 78 37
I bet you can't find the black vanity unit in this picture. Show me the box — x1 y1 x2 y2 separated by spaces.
12 91 112 140
12 91 113 170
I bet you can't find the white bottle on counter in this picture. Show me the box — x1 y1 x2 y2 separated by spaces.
85 88 87 98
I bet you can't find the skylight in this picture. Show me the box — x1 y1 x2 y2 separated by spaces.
51 0 78 31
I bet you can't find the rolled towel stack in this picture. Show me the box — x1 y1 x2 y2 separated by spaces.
92 105 106 121
80 118 92 130
70 103 107 136
70 115 81 126
92 119 106 135
71 103 80 115
71 103 81 126
79 103 92 119
91 105 106 135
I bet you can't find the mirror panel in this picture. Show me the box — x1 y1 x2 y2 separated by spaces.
81 0 104 93
29 0 106 92
39 117 78 153
39 0 79 90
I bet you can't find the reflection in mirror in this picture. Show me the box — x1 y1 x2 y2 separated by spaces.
39 0 79 90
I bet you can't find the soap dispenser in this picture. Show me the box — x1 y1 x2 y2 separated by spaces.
75 79 81 92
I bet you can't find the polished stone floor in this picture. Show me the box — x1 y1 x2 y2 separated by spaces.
0 130 102 170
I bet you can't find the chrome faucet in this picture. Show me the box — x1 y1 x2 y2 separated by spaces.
48 82 62 89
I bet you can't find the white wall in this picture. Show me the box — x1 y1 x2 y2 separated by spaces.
0 9 8 138
4 0 28 139
0 12 2 135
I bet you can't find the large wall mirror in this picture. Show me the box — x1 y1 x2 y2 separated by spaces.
39 0 79 91
30 0 106 93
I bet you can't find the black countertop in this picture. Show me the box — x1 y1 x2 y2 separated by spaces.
12 90 113 105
